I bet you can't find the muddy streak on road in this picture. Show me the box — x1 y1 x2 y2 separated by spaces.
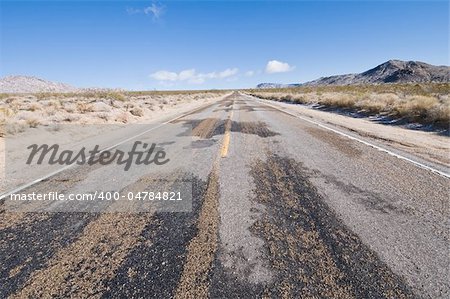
177 118 279 139
0 163 110 298
248 153 415 298
10 212 152 299
9 172 183 299
101 174 207 299
174 167 220 299
305 127 363 157
0 212 98 298
191 118 222 139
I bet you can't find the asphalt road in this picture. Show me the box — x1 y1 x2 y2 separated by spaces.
1 92 448 298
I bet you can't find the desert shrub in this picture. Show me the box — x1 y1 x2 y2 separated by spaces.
291 94 307 104
130 107 144 117
63 115 80 122
355 93 400 114
319 92 357 108
4 122 27 135
280 94 293 102
26 118 40 128
115 112 128 123
426 104 450 124
1 107 15 119
247 84 450 125
82 91 126 102
0 94 12 100
47 100 62 108
28 103 41 111
110 92 126 101
393 95 439 119
77 102 94 113
5 97 16 104
35 93 51 100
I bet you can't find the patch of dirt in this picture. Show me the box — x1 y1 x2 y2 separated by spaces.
192 118 222 139
306 127 363 157
178 119 279 139
232 121 279 138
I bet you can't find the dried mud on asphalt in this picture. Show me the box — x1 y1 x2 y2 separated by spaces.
177 118 279 139
305 127 363 157
174 168 220 299
245 153 415 299
101 174 208 299
2 93 440 298
1 172 208 299
0 164 110 298
0 212 98 298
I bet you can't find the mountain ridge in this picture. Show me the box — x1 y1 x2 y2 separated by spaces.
0 75 125 93
257 60 449 88
0 75 79 93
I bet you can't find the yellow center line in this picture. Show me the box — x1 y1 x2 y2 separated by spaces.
220 108 233 158
174 98 235 298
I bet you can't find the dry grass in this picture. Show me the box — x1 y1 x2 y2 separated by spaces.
115 112 129 123
76 102 94 113
0 91 226 137
0 90 227 135
25 118 40 128
247 83 450 126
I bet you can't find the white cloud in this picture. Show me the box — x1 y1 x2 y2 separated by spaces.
126 2 165 21
144 3 165 20
150 70 178 81
150 68 239 84
217 68 239 78
265 60 295 74
245 70 255 77
178 69 196 81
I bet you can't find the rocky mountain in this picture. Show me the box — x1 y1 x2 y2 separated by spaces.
303 60 450 86
256 83 301 89
0 75 78 93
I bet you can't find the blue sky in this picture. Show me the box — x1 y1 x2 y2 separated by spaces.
0 1 448 90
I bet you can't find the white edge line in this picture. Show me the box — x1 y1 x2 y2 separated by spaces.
249 95 450 179
0 100 217 200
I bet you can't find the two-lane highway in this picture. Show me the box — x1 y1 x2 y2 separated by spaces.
1 92 448 298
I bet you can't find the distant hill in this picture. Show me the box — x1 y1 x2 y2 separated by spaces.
256 60 450 88
303 60 450 86
0 75 78 93
256 83 301 89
